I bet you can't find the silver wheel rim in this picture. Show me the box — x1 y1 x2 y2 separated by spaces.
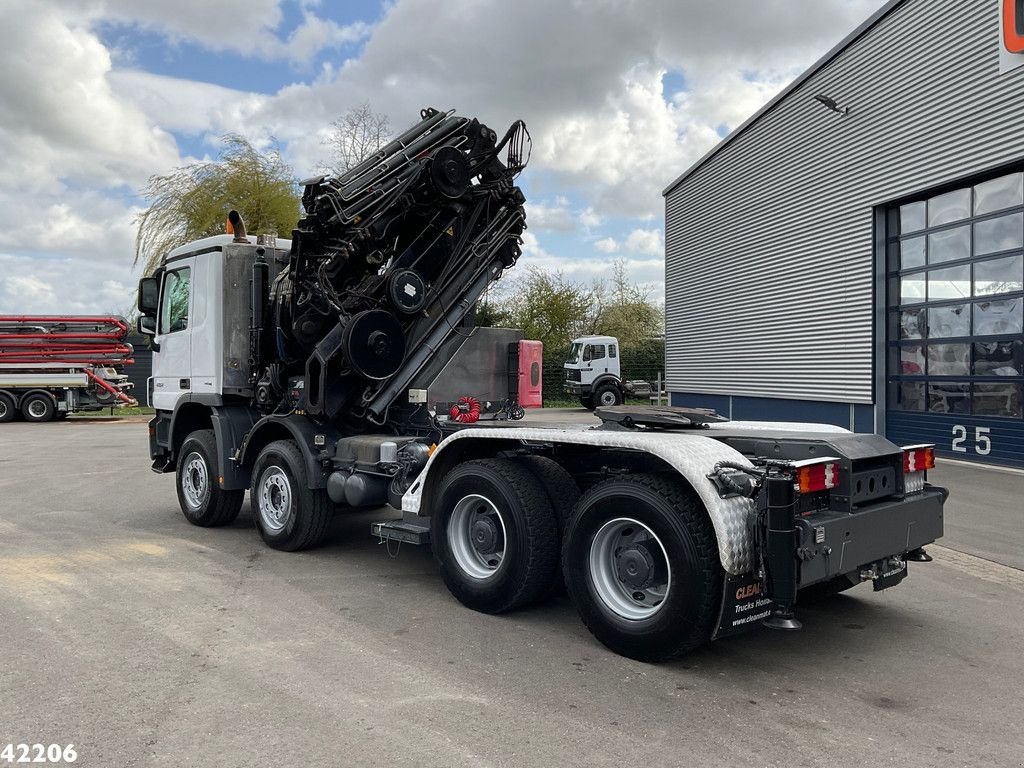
448 493 507 580
27 399 48 419
0 400 8 419
181 452 210 511
589 517 671 620
257 466 293 532
598 389 617 406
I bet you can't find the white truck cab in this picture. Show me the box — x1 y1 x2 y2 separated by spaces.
563 335 623 408
144 234 291 412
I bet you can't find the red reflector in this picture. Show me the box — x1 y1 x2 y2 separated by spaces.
796 461 840 494
902 446 935 473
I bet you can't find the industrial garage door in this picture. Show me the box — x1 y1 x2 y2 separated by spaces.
885 168 1024 466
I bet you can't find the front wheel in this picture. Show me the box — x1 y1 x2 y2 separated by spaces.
563 474 722 662
251 440 331 551
176 429 244 527
432 458 559 614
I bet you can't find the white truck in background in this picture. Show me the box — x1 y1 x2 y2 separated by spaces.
563 335 660 409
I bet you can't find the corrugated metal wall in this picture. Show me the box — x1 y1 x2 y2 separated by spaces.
665 0 1024 405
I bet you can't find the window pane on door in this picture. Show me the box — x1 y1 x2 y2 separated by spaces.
900 201 927 233
974 254 1024 296
900 236 926 269
927 304 970 338
901 273 926 304
974 340 1023 376
928 381 971 414
928 264 971 301
974 298 1023 335
928 188 971 226
974 212 1023 255
927 343 970 376
973 383 1022 417
899 308 926 339
928 225 971 264
974 172 1023 215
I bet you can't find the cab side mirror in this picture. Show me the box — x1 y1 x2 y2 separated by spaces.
137 277 159 317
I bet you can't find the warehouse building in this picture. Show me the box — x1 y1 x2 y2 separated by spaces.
663 0 1024 466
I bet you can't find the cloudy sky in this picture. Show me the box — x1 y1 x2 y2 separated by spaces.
0 0 887 314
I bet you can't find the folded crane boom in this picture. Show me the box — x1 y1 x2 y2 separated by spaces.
260 107 529 426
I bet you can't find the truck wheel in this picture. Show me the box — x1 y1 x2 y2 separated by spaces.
432 458 559 614
563 474 722 662
593 384 622 408
514 455 579 532
21 393 55 423
580 396 595 410
251 440 331 551
176 429 244 527
0 393 16 423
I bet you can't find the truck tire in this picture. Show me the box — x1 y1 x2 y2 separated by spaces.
21 393 55 423
514 455 579 532
432 458 559 614
562 474 722 662
176 429 244 527
0 393 16 423
251 440 331 551
593 383 622 408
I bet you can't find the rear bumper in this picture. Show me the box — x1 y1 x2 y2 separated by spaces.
797 486 945 587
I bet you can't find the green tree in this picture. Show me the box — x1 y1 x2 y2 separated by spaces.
490 267 593 356
134 134 300 275
587 260 663 346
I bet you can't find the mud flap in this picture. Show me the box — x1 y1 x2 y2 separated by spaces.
712 572 774 640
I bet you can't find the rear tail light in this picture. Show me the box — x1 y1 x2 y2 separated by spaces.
902 444 935 495
902 445 936 473
794 459 841 494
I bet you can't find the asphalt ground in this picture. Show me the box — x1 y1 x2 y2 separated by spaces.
1 415 1022 768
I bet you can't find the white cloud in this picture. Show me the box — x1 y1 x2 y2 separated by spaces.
526 200 575 232
624 228 664 256
67 0 370 64
0 0 888 314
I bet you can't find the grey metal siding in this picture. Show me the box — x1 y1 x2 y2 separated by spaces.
665 0 1024 404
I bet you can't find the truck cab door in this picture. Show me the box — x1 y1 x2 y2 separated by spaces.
152 263 193 412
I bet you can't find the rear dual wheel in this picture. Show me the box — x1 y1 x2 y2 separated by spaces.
21 393 56 423
562 474 722 662
432 459 559 614
0 393 16 423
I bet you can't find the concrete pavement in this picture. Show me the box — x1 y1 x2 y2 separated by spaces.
1 419 1022 768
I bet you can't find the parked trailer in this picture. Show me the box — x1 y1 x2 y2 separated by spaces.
0 315 137 423
137 108 946 661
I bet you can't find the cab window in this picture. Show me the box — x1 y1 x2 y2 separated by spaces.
160 267 191 334
609 344 617 358
590 344 606 361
